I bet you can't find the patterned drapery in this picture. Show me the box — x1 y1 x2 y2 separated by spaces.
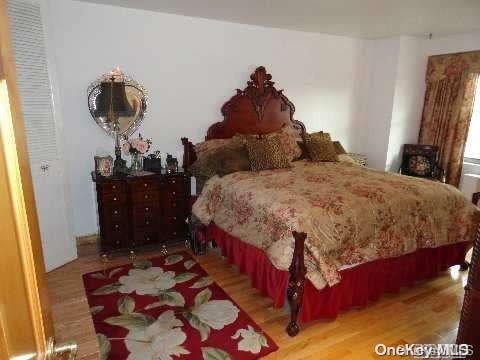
418 51 480 187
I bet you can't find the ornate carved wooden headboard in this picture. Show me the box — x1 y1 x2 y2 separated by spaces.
181 66 306 168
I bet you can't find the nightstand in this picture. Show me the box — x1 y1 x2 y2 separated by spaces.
92 170 191 254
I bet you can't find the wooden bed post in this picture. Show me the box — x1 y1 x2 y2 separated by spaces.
181 137 196 171
287 231 307 337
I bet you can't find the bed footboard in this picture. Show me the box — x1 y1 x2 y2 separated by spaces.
287 231 307 337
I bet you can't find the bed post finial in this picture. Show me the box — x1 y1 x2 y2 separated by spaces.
287 231 307 337
181 137 196 171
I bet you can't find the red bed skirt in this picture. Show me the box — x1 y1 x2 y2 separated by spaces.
207 224 469 323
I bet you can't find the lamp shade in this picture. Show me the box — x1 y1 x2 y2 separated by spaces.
95 81 133 117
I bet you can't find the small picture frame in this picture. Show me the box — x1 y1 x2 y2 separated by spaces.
94 155 113 177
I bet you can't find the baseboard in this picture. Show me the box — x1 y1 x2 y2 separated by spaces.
76 233 98 246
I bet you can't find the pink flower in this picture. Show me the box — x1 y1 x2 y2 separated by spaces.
135 140 148 154
130 138 139 150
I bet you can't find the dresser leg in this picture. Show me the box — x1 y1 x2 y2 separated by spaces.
161 245 168 256
100 254 110 276
129 250 137 263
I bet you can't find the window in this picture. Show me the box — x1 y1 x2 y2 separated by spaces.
464 78 480 160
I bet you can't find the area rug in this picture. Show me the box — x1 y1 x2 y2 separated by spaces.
82 252 278 359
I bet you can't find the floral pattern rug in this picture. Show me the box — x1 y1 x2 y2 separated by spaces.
83 252 278 359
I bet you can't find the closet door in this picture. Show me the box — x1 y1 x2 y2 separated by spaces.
8 0 76 270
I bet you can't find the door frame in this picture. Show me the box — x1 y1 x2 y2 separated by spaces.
0 0 54 356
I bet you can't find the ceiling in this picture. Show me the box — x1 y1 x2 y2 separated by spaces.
80 0 480 39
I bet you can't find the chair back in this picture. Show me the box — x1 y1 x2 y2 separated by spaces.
401 144 440 179
473 192 480 206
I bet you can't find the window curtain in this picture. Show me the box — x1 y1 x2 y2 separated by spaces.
418 51 480 187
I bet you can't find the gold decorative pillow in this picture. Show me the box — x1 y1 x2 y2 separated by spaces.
305 132 338 162
194 136 246 160
190 141 249 179
194 138 230 159
246 135 291 171
215 145 250 177
234 128 302 162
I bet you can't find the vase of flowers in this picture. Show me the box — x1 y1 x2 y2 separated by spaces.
122 134 152 174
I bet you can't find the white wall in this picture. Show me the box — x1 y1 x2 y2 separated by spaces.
386 36 426 172
356 37 400 169
45 0 366 237
424 31 480 56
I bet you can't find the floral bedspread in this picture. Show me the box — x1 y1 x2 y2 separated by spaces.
193 161 480 290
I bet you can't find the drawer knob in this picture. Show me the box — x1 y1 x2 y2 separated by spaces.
113 210 118 215
116 240 120 245
173 231 177 236
144 194 149 199
144 183 148 187
172 191 176 195
146 236 150 241
132 242 136 246
113 197 117 201
115 224 119 229
146 221 150 225
145 207 149 211
172 180 176 184
112 185 116 189
173 216 177 220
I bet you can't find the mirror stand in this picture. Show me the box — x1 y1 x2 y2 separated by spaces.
112 120 128 175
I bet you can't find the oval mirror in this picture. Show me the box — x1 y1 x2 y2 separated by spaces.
87 68 148 138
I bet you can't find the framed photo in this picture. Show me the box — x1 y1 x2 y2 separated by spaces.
94 155 113 177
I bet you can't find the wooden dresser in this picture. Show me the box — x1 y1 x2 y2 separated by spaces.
92 171 191 254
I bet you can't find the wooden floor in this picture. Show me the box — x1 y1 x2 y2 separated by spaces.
47 244 467 359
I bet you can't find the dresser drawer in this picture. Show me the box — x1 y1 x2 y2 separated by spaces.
164 215 187 226
133 203 160 216
131 190 160 203
134 230 161 247
163 198 187 215
163 224 187 239
165 180 187 193
164 188 188 204
103 219 128 233
100 192 127 204
128 178 160 192
97 181 125 194
100 232 127 251
101 204 127 219
132 211 160 229
165 175 185 186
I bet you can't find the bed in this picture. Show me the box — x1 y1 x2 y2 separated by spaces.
181 66 480 336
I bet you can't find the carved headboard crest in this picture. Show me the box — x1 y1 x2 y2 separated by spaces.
207 66 302 139
182 66 306 169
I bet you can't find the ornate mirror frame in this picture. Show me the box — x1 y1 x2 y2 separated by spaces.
87 70 149 138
